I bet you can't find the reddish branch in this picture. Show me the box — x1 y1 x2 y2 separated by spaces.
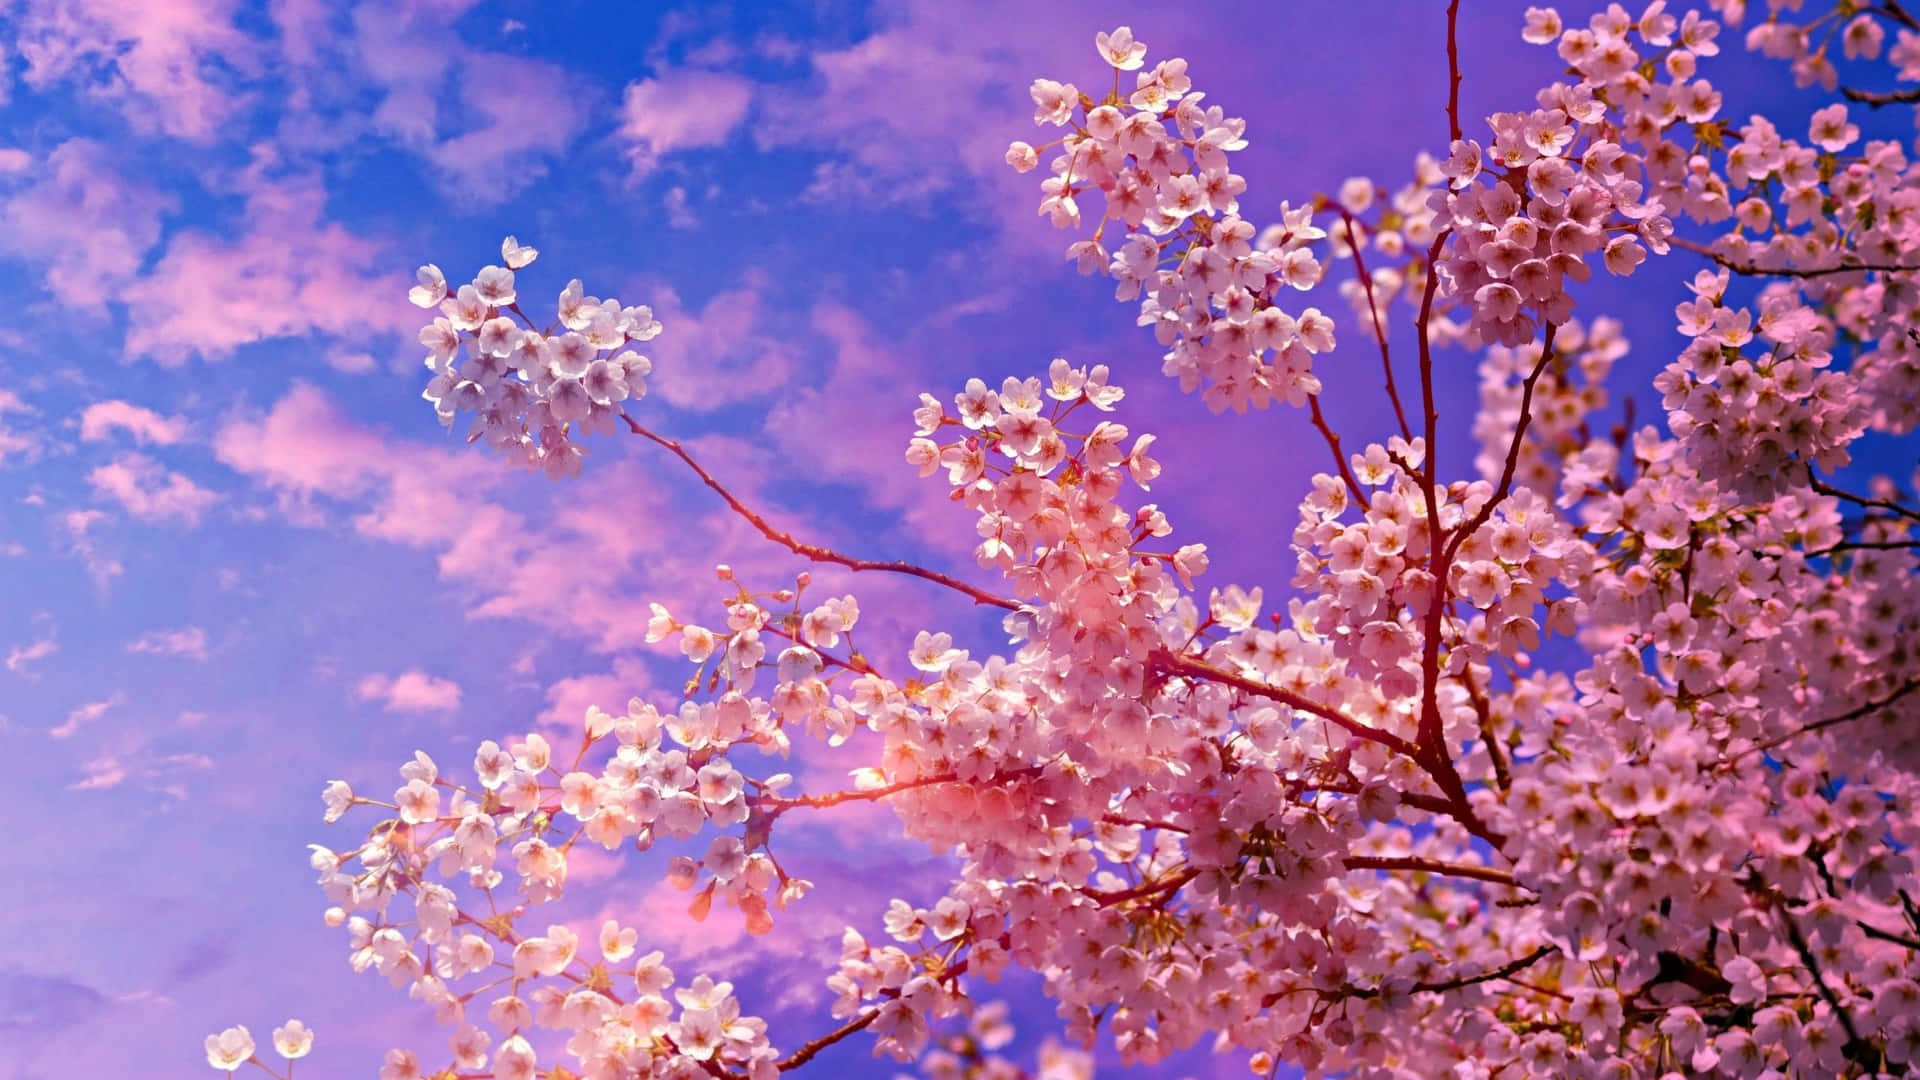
775 957 974 1071
1722 679 1920 766
763 767 1042 817
619 413 1018 610
1445 0 1464 144
1670 234 1920 278
1343 855 1519 887
1151 648 1417 758
1307 394 1369 505
1339 207 1414 444
1409 231 1480 829
1842 84 1920 108
1443 320 1559 566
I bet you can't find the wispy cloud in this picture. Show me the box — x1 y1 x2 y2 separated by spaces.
87 454 217 526
5 637 57 675
50 691 124 739
79 401 189 446
126 626 209 661
355 670 462 713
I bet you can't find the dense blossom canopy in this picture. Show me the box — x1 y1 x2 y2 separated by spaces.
220 2 1920 1078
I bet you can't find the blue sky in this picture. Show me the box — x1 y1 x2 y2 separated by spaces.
2 1 1914 1078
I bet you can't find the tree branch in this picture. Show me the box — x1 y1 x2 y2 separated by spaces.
620 413 1018 611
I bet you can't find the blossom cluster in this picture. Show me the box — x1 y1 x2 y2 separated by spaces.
1011 29 1339 414
412 236 662 480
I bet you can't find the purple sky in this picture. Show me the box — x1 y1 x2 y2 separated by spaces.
2 2 1909 1078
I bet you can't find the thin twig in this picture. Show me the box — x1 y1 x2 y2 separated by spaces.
1842 84 1920 108
619 413 1017 610
1723 679 1920 766
1343 855 1519 887
1445 0 1464 144
1339 207 1414 444
1669 233 1920 277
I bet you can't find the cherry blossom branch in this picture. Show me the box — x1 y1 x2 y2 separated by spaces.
1087 867 1201 908
1266 944 1558 1007
1811 476 1920 525
619 412 1018 610
1150 647 1416 757
1460 665 1511 790
1669 234 1920 277
1767 892 1866 1052
1341 855 1520 887
1444 321 1559 566
773 954 976 1072
1840 84 1920 109
1445 0 1463 144
1722 679 1920 766
1410 230 1480 826
775 1011 882 1072
1307 395 1369 504
763 767 1042 817
1882 0 1920 28
1338 207 1414 445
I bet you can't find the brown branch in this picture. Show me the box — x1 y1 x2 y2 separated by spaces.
763 766 1041 816
776 1009 882 1072
1879 1 1920 30
1266 944 1558 1007
1307 394 1368 505
1842 84 1920 109
1444 321 1558 566
1150 648 1417 758
1669 233 1920 278
1445 0 1463 144
1409 229 1481 833
777 957 973 1070
620 413 1017 610
1811 476 1920 525
1460 665 1510 790
1085 867 1200 908
1339 207 1414 445
1342 855 1519 887
1769 893 1866 1050
1722 679 1920 767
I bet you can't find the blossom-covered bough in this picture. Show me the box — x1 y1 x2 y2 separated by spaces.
215 2 1920 1077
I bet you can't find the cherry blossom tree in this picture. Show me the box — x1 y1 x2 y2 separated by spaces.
218 2 1920 1077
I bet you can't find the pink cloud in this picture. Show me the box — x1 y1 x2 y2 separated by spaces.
68 738 213 793
535 656 655 740
356 670 463 713
126 626 209 661
16 0 254 140
119 169 414 366
752 0 1085 219
330 2 585 204
210 382 393 525
6 637 57 675
69 755 129 791
426 53 591 199
216 388 671 651
0 388 43 465
634 271 800 412
80 401 189 446
50 691 123 739
0 139 173 308
87 453 217 526
619 70 753 178
59 508 122 584
214 385 964 670
763 303 981 556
